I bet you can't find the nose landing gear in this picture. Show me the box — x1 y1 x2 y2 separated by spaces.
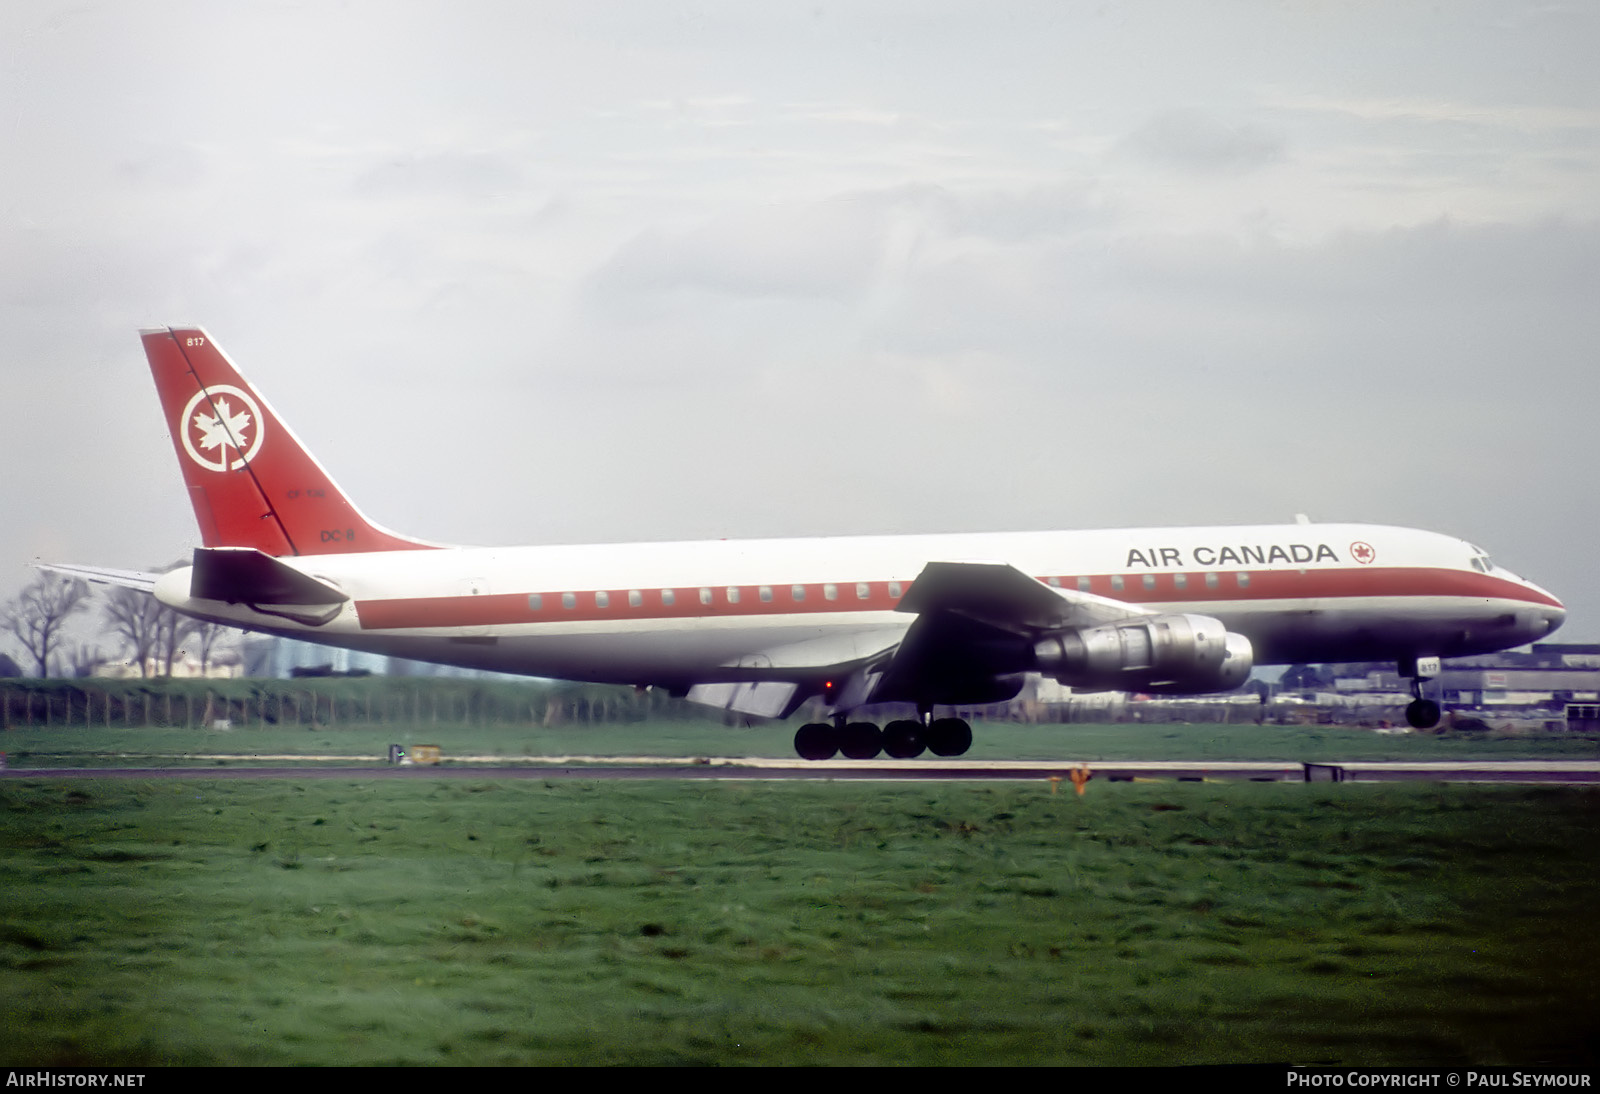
1406 692 1442 729
1401 655 1443 729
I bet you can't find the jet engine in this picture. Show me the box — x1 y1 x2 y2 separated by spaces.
1032 613 1253 695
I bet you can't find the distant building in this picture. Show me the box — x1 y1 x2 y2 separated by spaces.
238 636 387 678
94 654 242 679
1298 643 1600 727
234 636 524 680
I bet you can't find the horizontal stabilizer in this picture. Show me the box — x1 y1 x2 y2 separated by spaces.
191 547 348 608
34 563 159 593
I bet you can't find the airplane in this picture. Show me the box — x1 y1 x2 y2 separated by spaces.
47 326 1566 760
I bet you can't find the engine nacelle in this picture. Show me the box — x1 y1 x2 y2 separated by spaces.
1032 613 1253 695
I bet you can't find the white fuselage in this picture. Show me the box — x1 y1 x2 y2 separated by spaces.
154 522 1565 687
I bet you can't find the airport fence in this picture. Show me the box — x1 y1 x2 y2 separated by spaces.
0 677 702 730
3 678 1547 732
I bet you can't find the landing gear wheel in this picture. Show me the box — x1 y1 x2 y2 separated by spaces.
882 719 925 759
1405 699 1441 730
839 722 884 760
925 717 972 758
794 722 838 761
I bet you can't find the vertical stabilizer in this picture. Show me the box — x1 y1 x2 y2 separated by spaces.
141 327 437 556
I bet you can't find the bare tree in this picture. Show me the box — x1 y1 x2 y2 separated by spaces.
99 558 212 678
183 619 238 676
102 585 165 677
157 607 187 676
4 573 91 677
66 643 108 678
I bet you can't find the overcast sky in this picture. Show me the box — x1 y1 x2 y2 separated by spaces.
4 0 1598 656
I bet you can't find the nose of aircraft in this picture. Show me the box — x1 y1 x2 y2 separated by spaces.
1523 582 1566 641
1539 602 1567 638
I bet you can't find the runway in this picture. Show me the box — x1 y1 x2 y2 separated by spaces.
3 758 1597 783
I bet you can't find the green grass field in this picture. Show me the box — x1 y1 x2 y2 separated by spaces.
2 775 1596 1066
5 718 1599 766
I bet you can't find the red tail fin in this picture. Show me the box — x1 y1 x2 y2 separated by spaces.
142 327 437 556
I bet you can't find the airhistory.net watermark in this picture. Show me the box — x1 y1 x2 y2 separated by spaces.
5 1075 145 1088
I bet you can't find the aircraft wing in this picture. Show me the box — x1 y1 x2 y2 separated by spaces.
894 560 1149 632
688 562 1150 718
34 563 160 594
872 561 1151 705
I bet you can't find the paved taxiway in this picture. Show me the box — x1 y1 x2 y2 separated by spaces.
3 759 1596 783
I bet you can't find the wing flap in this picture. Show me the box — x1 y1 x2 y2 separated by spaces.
685 681 806 720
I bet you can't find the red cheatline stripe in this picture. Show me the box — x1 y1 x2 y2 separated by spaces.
352 567 1558 631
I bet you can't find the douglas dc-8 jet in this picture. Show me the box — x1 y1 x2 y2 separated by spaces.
48 327 1566 760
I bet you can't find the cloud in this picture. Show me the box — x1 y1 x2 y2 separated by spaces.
1278 93 1600 132
355 151 528 202
1117 108 1288 174
582 180 1110 319
586 193 897 305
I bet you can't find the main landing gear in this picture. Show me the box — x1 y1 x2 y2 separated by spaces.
793 714 973 761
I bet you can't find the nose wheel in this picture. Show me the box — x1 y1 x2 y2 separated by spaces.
1401 655 1443 729
1405 695 1441 730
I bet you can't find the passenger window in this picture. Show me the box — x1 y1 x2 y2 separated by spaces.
662 589 676 606
1173 573 1187 590
528 594 543 611
855 583 870 600
791 585 806 602
1111 575 1125 592
759 586 773 602
1236 573 1251 588
1077 577 1090 592
888 581 902 599
726 587 741 604
595 591 610 608
1204 573 1219 589
1142 574 1156 590
824 583 838 601
628 590 642 607
699 587 712 605
562 593 577 609
1047 576 1061 587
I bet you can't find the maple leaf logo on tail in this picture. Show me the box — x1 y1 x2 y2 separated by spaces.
179 385 266 472
194 398 252 456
